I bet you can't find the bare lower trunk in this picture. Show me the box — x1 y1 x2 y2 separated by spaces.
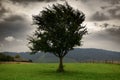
57 57 64 72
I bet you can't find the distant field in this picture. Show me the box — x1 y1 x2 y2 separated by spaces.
0 63 120 80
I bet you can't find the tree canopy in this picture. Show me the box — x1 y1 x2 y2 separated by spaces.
28 2 87 72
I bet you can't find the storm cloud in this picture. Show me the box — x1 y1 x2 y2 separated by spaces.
10 0 57 4
90 11 109 21
81 0 120 21
0 1 8 18
93 23 120 43
0 14 32 42
105 25 120 42
103 0 120 5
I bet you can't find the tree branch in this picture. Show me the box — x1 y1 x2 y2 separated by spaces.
53 53 59 57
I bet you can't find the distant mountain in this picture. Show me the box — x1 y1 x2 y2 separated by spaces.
2 48 120 63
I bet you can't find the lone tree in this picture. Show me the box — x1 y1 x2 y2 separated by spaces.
28 2 87 72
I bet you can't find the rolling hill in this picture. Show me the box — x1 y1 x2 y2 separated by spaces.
2 48 120 63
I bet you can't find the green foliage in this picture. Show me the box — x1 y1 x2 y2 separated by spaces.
29 2 87 56
28 59 32 62
0 63 120 80
0 53 14 61
28 2 87 72
15 54 20 58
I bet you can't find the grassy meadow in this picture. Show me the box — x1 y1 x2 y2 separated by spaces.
0 63 120 80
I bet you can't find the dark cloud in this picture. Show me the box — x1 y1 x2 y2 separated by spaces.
90 11 109 21
100 23 110 28
103 0 120 5
105 27 120 43
91 5 120 21
108 6 120 19
94 23 120 43
85 23 120 51
101 6 112 10
104 24 120 37
80 0 89 3
98 0 120 20
10 0 57 4
4 15 26 22
80 0 120 21
0 14 31 43
81 0 120 4
106 27 120 37
0 2 8 17
83 28 120 51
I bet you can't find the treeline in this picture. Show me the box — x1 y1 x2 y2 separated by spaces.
0 53 32 62
0 53 14 61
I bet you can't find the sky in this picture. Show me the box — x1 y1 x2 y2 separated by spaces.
0 0 120 52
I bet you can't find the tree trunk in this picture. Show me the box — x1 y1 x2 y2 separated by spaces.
57 57 64 72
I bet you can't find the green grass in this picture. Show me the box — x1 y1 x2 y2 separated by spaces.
0 63 120 80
